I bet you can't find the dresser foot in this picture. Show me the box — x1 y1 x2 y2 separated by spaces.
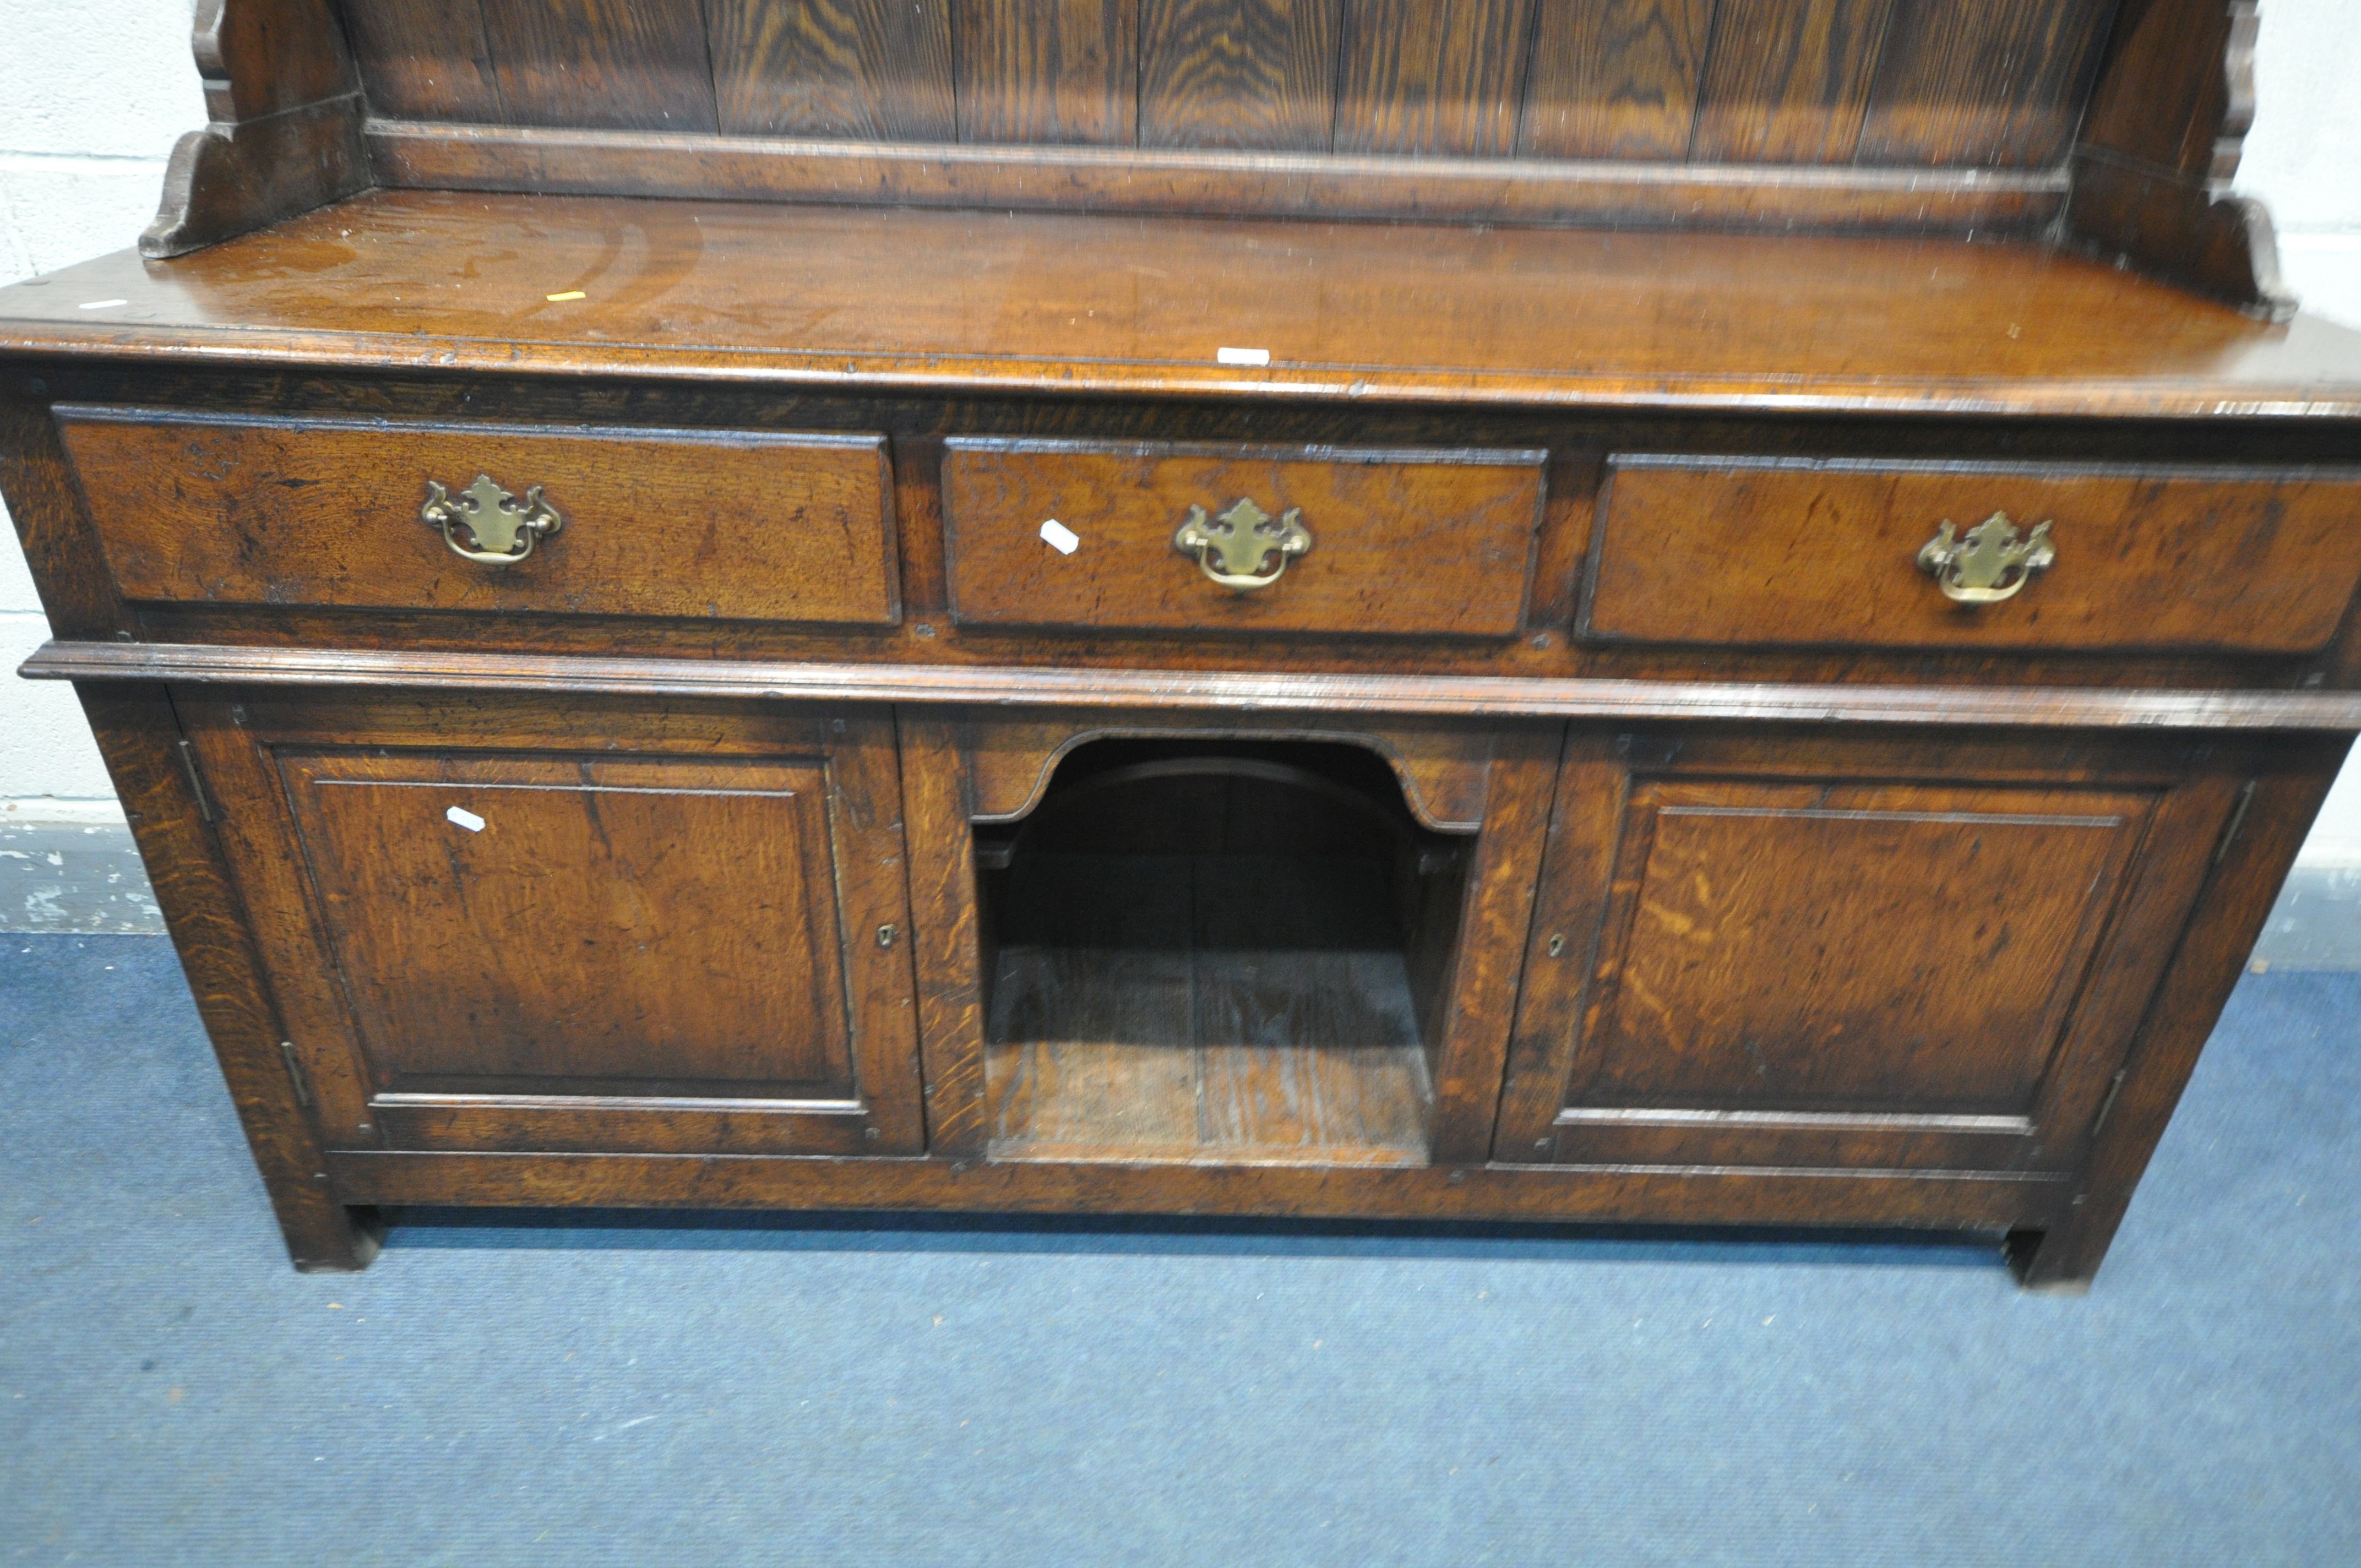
282 1204 387 1273
2004 1226 2107 1293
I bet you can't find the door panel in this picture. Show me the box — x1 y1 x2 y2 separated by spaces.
280 751 857 1097
1575 780 2148 1113
1494 730 2248 1172
186 692 924 1156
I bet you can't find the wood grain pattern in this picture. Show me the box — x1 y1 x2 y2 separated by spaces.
35 190 2354 423
56 409 900 627
982 828 1439 1161
362 122 2068 233
1495 728 2255 1178
1521 0 1715 160
2068 1 2292 318
1138 0 1341 150
0 398 127 641
35 641 2361 732
142 99 369 260
956 713 1496 834
897 710 992 1156
1583 458 2361 655
184 690 930 1157
340 0 505 122
952 0 1138 144
1694 0 1902 162
477 0 719 130
1857 0 2116 167
280 751 858 1094
1333 0 1538 156
942 440 1544 639
1423 723 1559 1163
706 0 956 140
2012 743 2351 1286
78 684 380 1270
326 1145 2071 1232
2078 0 2237 176
195 0 358 122
1572 782 2148 1109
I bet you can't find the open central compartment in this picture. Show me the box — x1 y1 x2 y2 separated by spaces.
976 739 1473 1167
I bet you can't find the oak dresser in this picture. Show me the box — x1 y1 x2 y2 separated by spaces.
7 0 2361 1287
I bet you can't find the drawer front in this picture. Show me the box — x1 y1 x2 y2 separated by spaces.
943 439 1544 638
56 407 900 625
1584 456 2361 653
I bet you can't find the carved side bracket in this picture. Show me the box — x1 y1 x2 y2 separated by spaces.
140 0 373 259
2067 0 2296 320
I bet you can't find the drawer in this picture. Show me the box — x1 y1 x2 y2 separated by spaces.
55 408 900 625
942 439 1544 638
1582 456 2361 654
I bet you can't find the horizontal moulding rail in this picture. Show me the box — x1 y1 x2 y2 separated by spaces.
23 641 2361 731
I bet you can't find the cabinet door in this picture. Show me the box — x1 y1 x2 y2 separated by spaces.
1493 731 2252 1173
185 692 924 1156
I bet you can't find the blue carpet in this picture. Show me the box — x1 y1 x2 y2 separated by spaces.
1 934 2356 1566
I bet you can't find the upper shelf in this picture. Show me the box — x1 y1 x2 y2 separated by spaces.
7 187 2361 419
134 0 2297 318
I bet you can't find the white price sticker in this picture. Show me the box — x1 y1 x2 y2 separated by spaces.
1216 346 1271 366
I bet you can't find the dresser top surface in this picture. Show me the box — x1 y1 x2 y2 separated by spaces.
8 188 2361 421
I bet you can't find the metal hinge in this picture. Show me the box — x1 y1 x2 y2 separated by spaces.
279 1041 312 1108
176 739 216 824
2213 780 2258 864
2090 1067 2130 1140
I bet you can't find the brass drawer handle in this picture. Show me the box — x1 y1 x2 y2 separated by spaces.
421 474 563 565
1173 498 1312 591
1917 511 2054 605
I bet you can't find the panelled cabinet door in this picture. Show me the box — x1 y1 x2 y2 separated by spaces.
1493 730 2255 1174
183 692 925 1156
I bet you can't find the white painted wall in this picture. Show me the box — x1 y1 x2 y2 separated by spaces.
2 0 2360 858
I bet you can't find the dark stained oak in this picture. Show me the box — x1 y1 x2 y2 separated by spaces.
982 853 1435 1166
897 711 993 1157
340 0 505 122
706 0 956 140
1693 0 1902 163
1521 0 1716 160
77 683 382 1270
1332 0 1538 156
2067 0 2292 318
10 191 2361 421
1582 458 2361 655
361 121 2070 235
2077 0 2238 177
184 690 929 1157
6 0 2356 1289
951 0 1138 145
55 409 901 627
1136 0 1341 151
281 752 859 1093
1857 0 2116 167
941 440 1544 639
118 0 2308 317
1495 729 2264 1178
954 711 1499 833
2011 741 2352 1287
476 0 719 132
324 1147 2072 1232
32 641 2361 733
138 0 367 259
